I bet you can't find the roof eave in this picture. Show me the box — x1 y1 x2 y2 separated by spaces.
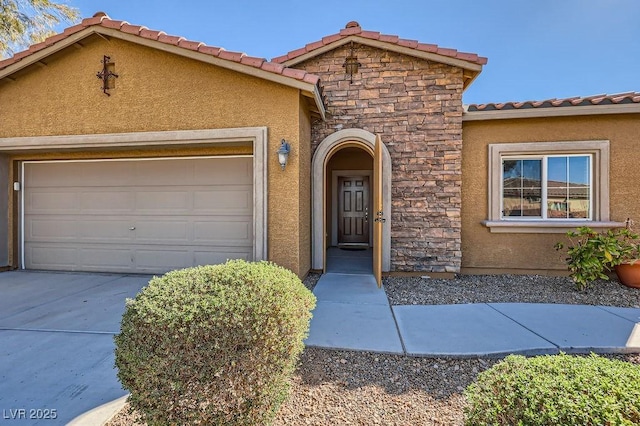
462 103 640 121
278 35 484 73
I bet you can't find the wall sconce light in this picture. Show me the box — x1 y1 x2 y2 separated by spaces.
277 139 291 170
343 41 361 83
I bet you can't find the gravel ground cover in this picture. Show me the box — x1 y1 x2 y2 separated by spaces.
107 273 640 426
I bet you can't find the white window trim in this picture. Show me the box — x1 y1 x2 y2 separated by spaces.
483 140 625 233
500 154 592 220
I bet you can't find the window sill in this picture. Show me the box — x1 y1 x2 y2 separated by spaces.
481 220 626 234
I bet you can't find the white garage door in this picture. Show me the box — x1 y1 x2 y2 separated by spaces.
22 157 254 273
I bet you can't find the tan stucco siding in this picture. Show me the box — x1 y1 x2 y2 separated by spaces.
0 37 308 276
461 114 640 273
297 99 312 276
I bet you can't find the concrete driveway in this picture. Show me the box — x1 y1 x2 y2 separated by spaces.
0 271 149 425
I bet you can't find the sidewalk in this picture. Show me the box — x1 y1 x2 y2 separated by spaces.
305 272 640 357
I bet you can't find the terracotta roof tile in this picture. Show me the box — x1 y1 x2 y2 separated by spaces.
339 26 361 36
197 45 223 56
157 34 184 46
240 56 265 67
121 23 143 35
417 43 439 53
282 67 307 80
218 50 245 62
270 53 289 63
397 39 419 49
139 29 163 40
273 21 487 66
62 23 86 36
260 61 285 74
100 19 125 29
177 39 203 51
379 34 399 43
43 33 67 45
80 15 107 26
305 40 325 51
466 92 640 112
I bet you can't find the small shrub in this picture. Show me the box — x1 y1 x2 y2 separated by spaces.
114 260 316 426
555 225 640 290
464 353 640 426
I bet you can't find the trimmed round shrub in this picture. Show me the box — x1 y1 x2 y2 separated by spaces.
464 353 640 426
114 260 316 425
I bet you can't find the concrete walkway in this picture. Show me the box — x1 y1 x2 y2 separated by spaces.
306 272 640 357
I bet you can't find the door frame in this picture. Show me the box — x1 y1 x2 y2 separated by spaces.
332 170 373 247
312 128 391 272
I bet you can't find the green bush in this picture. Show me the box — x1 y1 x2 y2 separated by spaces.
464 353 640 426
114 260 316 426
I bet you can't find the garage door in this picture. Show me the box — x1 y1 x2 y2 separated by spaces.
22 157 254 273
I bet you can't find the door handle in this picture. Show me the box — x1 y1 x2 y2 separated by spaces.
129 227 136 231
365 207 368 222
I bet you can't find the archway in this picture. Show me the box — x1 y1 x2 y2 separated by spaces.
312 129 391 271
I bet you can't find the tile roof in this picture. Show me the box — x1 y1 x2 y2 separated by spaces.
0 12 321 87
467 92 640 112
272 21 488 67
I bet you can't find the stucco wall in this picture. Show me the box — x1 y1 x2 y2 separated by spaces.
293 43 465 273
298 98 312 276
461 113 640 274
0 155 7 266
0 36 308 275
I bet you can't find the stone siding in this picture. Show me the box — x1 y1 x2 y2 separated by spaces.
296 43 464 272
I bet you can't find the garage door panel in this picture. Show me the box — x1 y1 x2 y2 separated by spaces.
27 162 134 187
194 220 251 244
135 191 191 212
79 191 135 212
134 221 190 242
79 247 134 268
133 161 193 186
28 245 77 269
27 219 79 239
135 249 192 271
193 188 252 213
27 191 78 214
23 157 254 273
193 158 252 185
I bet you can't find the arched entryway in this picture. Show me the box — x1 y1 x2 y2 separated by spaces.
312 129 391 272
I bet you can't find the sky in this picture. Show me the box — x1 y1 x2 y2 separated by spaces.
60 0 640 105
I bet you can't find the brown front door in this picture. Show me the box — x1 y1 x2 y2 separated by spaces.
338 176 370 245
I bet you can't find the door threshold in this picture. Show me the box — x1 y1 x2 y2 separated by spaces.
337 243 370 250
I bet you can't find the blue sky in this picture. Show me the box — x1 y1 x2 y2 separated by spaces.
63 0 640 105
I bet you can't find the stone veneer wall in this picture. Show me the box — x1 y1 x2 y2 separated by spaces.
295 43 464 272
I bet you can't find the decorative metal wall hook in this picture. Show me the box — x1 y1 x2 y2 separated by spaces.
342 41 361 83
96 55 118 96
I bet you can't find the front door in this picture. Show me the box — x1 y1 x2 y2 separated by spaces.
338 176 370 245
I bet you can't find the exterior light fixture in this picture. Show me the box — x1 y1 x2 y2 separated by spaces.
277 139 291 170
343 41 361 83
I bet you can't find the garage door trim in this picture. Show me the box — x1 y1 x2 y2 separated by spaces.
13 127 268 270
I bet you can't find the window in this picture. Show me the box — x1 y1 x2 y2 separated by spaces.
483 140 623 233
501 155 591 220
